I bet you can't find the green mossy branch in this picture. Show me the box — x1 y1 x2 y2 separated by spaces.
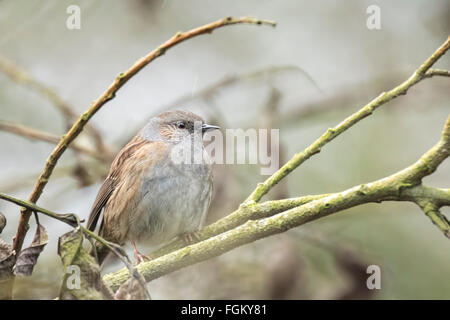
149 194 330 259
245 37 450 203
104 115 450 291
0 192 79 227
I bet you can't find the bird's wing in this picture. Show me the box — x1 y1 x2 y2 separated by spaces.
86 134 153 232
86 176 116 231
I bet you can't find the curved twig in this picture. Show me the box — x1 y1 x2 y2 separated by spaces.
0 55 112 159
0 192 79 227
11 16 276 260
0 120 107 161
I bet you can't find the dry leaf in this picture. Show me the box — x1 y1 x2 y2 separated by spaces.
0 212 13 283
13 224 48 276
58 228 113 300
0 212 6 234
0 238 15 299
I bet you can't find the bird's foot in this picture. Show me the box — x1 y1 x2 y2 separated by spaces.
181 231 201 245
134 251 151 265
132 241 151 265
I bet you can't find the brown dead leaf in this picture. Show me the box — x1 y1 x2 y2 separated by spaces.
58 228 113 300
0 212 6 234
13 224 48 276
0 238 15 299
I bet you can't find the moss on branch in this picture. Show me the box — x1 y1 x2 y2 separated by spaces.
104 114 450 291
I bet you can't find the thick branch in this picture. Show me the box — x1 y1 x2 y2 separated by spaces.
104 115 450 291
150 194 329 258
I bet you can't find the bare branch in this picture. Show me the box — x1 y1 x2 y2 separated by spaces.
150 194 329 259
0 192 79 227
156 65 314 112
416 201 450 238
424 68 450 78
0 120 107 161
0 55 112 158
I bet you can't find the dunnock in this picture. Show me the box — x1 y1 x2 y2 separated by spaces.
87 110 219 264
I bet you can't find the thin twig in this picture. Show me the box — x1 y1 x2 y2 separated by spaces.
0 120 107 161
125 65 305 142
424 68 450 78
0 192 79 227
155 65 314 112
0 55 112 158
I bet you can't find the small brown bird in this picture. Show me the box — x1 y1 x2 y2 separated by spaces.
87 110 219 264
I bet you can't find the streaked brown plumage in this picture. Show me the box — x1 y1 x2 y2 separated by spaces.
87 110 219 264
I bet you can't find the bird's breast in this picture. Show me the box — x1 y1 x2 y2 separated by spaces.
128 153 213 248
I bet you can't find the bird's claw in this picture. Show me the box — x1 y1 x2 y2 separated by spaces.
181 231 201 245
134 251 151 265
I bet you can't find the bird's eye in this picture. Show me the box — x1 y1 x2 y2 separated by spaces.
177 121 186 129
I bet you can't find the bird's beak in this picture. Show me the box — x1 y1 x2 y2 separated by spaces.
202 123 220 133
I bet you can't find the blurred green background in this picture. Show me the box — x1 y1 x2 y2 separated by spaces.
0 0 449 299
